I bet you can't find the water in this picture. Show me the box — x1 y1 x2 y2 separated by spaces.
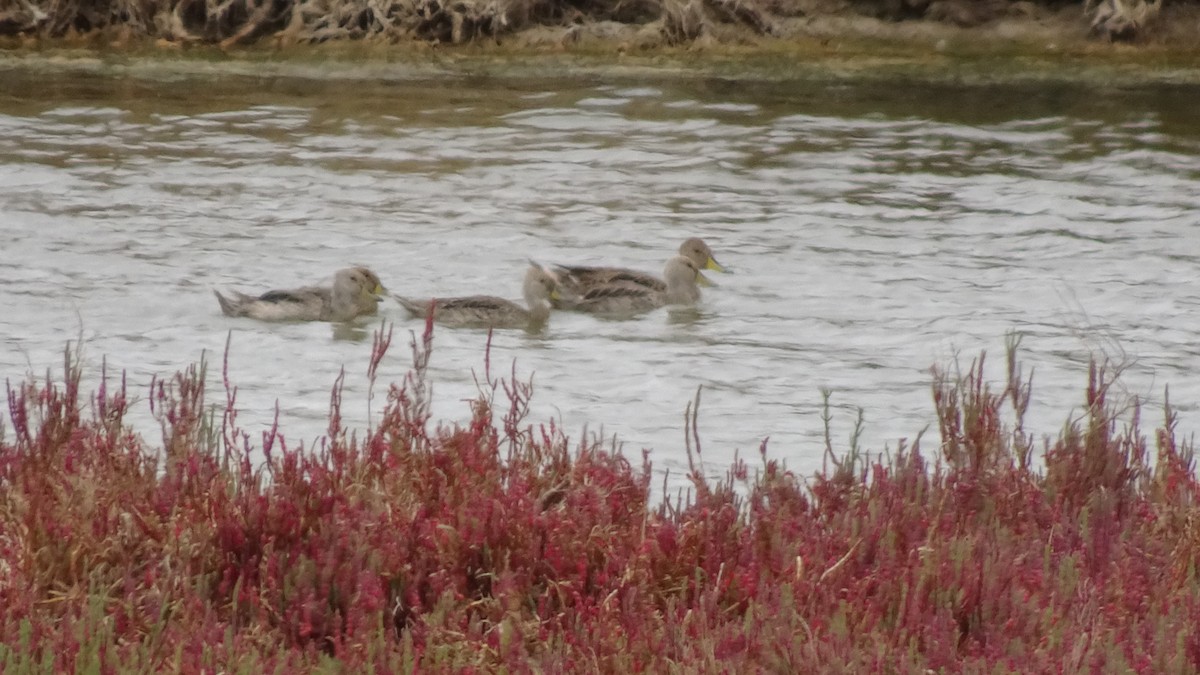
3 66 1199 491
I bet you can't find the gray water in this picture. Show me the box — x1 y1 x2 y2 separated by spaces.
3 67 1199 490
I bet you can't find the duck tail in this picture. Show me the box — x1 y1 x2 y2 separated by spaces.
395 296 430 318
213 290 241 317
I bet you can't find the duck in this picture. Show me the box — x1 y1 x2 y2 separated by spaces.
565 255 711 316
395 262 563 330
552 237 724 308
214 266 387 322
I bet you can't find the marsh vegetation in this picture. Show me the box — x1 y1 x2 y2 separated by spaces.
1 326 1197 671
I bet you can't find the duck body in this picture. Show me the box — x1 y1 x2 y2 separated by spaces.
214 266 387 323
396 295 541 329
552 237 723 310
396 263 561 330
567 255 708 317
566 283 665 316
214 286 337 322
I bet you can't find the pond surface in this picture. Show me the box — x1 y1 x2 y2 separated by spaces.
2 64 1199 491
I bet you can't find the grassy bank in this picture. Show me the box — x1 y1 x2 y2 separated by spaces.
4 3 1200 89
0 323 1197 672
0 0 1194 53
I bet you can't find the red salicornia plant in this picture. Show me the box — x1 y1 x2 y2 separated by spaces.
1 324 1197 672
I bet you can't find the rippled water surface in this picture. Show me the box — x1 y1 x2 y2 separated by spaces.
3 68 1199 489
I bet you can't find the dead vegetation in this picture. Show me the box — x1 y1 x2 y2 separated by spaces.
1085 0 1163 40
661 0 777 44
0 0 1188 46
0 0 661 45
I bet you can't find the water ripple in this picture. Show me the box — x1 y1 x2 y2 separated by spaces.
2 75 1199 492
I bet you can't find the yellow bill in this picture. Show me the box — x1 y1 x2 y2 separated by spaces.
705 256 725 273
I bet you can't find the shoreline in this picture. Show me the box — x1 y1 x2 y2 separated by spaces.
3 44 1199 88
3 6 1200 86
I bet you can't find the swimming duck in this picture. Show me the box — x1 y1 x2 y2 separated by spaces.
552 237 724 307
395 262 563 330
214 266 387 322
565 255 711 316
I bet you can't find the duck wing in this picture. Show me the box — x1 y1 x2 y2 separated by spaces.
436 296 518 312
571 283 660 315
554 265 664 291
399 295 518 313
581 283 653 301
257 286 329 305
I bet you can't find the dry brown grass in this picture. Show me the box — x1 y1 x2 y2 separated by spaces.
1085 0 1163 40
0 0 660 45
0 0 1188 46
